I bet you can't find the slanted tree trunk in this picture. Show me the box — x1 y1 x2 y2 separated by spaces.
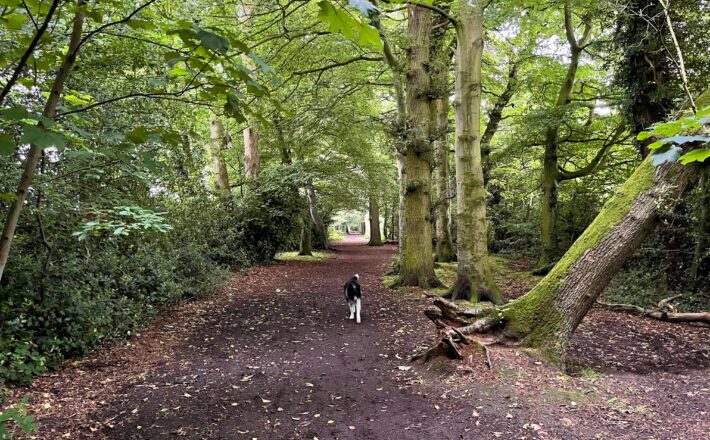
368 195 383 246
243 124 260 178
0 0 86 283
372 10 408 266
307 184 329 250
206 118 231 196
448 2 501 304
502 159 703 361
396 4 439 287
423 158 703 365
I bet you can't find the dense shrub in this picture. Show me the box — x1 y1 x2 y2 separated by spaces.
0 167 303 385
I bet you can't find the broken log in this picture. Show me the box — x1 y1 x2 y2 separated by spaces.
597 300 710 324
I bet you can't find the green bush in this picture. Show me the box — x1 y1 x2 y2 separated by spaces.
0 167 304 385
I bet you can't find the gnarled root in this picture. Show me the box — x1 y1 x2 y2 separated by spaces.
413 296 505 364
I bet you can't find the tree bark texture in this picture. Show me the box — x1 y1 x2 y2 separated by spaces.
207 118 231 196
243 124 260 178
396 4 438 287
449 2 501 303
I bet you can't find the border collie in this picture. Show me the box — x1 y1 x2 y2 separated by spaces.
344 274 362 324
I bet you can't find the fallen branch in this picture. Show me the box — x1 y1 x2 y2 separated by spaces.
597 300 710 324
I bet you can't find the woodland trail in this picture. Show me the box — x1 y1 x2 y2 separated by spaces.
12 236 710 439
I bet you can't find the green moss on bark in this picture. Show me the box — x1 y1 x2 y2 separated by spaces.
502 158 656 353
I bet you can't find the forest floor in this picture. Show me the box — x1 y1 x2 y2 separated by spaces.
5 235 709 439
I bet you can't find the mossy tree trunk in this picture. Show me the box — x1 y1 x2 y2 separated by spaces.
448 2 501 303
368 195 383 246
383 202 390 241
423 158 703 365
396 4 439 287
501 159 703 362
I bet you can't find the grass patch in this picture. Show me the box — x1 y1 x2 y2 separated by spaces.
432 261 457 296
328 227 345 242
489 255 541 287
275 251 330 262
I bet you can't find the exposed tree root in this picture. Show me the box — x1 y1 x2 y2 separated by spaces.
414 296 505 364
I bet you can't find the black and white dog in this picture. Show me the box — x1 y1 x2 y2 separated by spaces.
343 274 362 324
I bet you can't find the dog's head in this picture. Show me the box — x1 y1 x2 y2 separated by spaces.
354 274 359 281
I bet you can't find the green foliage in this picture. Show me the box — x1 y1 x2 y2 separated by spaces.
72 206 173 241
317 0 383 49
0 395 38 439
637 106 710 165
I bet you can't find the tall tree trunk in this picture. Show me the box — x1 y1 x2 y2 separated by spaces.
500 158 702 362
448 1 501 303
299 211 313 256
0 0 86 283
368 195 383 246
396 152 407 252
275 113 292 165
537 2 591 268
383 202 390 241
243 124 260 178
396 4 439 287
206 118 231 196
307 185 329 250
432 98 456 262
615 0 674 158
429 14 455 263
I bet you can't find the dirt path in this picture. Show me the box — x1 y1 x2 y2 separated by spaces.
7 236 709 439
